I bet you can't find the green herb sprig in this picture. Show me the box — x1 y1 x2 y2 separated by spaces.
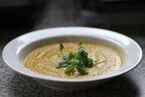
57 42 106 75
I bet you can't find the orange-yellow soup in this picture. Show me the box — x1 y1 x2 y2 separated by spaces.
24 42 122 79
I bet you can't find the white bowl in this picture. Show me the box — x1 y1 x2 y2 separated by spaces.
2 27 142 90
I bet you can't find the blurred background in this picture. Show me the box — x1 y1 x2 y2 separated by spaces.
1 0 145 97
0 0 145 37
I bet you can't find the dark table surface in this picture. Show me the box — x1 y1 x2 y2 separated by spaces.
0 0 145 97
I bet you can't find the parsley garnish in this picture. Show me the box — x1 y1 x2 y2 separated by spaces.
57 42 106 75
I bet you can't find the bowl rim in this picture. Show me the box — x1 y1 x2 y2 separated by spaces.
2 27 143 82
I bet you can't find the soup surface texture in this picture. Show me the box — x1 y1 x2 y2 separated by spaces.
24 42 122 78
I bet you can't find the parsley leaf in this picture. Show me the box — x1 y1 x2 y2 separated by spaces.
76 66 88 75
65 64 75 74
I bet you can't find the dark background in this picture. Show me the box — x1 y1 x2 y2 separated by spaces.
0 0 145 97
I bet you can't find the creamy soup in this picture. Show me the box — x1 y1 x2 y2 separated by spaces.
24 42 122 78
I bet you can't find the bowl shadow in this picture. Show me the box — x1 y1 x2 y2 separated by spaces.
10 73 139 97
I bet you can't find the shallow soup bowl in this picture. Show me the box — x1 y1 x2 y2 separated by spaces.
2 27 142 90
